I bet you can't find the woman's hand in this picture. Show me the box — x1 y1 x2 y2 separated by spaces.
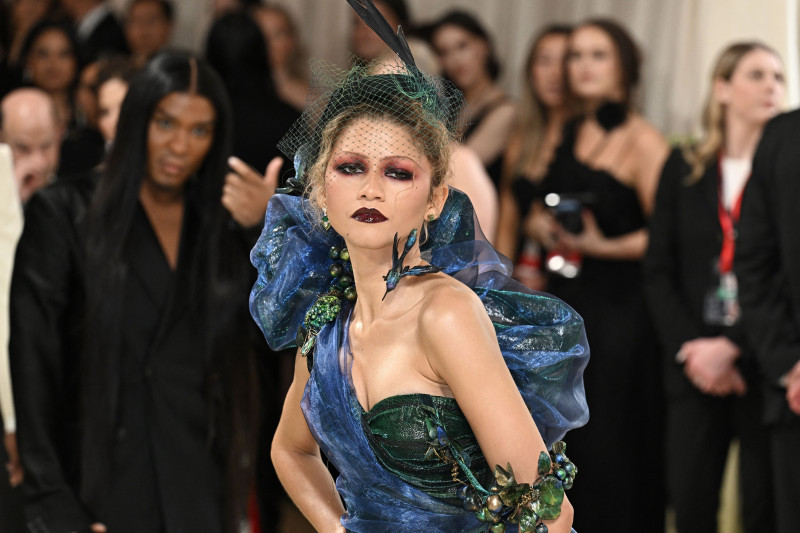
523 205 559 250
556 209 607 256
784 359 800 414
4 432 23 487
221 156 282 228
680 337 746 396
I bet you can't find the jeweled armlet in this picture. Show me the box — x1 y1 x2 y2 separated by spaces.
424 407 576 533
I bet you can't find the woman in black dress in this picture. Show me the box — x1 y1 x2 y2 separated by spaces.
528 19 669 532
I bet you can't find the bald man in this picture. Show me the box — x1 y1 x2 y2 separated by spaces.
0 88 62 204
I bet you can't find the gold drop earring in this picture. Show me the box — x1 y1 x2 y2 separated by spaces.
322 207 331 230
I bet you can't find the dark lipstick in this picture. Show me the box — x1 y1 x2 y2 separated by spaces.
352 207 387 223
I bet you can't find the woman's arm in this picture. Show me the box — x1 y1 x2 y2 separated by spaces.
495 185 520 259
643 150 706 356
464 101 518 167
558 218 648 260
10 188 94 532
420 285 573 533
632 123 670 217
271 350 347 533
448 144 498 241
495 134 523 258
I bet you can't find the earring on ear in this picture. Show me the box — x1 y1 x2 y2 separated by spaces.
426 213 436 222
321 208 331 230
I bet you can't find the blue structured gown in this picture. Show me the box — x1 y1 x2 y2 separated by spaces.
250 189 590 532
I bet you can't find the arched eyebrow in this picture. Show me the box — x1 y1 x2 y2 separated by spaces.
332 150 423 167
151 106 216 129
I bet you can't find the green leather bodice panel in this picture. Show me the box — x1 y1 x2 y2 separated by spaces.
360 393 491 505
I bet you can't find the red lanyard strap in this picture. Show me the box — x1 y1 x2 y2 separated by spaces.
717 154 747 274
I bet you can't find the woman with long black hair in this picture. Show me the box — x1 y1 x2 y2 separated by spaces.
19 17 105 175
10 51 266 533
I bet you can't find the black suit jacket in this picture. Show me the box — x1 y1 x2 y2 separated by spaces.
10 176 254 532
644 148 751 398
10 176 95 532
736 109 800 425
80 11 128 63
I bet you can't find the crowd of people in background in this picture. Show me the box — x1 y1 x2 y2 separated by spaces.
0 0 798 532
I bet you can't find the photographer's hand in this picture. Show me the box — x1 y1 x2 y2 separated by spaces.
523 203 559 250
557 209 606 256
558 210 648 260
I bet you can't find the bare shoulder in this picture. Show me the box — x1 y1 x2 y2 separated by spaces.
450 144 491 186
452 143 482 167
628 114 667 153
417 276 491 342
486 100 518 124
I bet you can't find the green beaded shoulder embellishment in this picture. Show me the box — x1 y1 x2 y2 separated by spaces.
297 245 357 367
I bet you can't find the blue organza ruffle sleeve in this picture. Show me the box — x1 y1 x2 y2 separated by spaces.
249 194 344 350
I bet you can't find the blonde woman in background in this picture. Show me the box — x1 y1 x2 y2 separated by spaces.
496 24 572 289
644 42 784 533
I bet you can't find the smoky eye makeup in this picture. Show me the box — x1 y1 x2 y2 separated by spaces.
384 164 415 181
332 156 366 175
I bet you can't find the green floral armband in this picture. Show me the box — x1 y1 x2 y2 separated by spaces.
424 407 577 533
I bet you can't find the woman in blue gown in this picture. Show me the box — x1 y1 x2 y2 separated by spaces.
250 2 589 531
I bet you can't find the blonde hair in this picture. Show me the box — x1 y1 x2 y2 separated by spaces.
509 25 572 180
686 42 781 182
304 100 452 220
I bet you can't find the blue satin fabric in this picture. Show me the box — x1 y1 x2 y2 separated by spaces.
250 189 589 532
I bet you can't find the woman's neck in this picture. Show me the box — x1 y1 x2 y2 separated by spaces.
51 92 72 127
582 91 624 115
547 106 568 131
463 77 496 109
347 239 421 324
139 178 185 206
723 114 763 160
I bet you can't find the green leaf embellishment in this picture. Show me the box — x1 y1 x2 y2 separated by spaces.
534 476 565 520
499 482 531 507
494 463 515 488
519 508 540 533
537 451 552 476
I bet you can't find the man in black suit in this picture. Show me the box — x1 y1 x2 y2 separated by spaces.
61 0 129 62
736 109 800 533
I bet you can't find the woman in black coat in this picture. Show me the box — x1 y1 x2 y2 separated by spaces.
643 42 784 533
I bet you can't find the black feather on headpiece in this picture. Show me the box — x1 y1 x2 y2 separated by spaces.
345 0 416 69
